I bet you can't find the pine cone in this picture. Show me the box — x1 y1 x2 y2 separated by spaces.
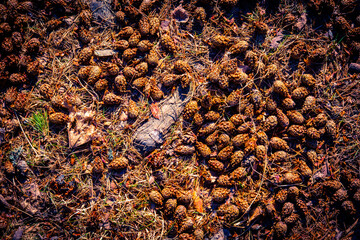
174 60 191 73
161 187 177 199
49 112 69 125
217 204 239 221
301 74 316 88
232 134 249 147
270 151 288 162
229 40 249 55
288 125 307 138
218 121 235 133
302 95 316 112
103 92 123 105
115 75 127 92
210 35 233 48
229 113 245 126
161 34 177 53
149 190 164 205
204 111 220 121
108 157 128 170
174 205 187 221
114 40 129 50
218 145 233 161
135 62 148 77
212 187 230 203
306 127 320 139
139 17 150 36
230 167 247 180
276 108 290 129
175 145 195 155
273 80 289 97
137 40 152 52
287 110 305 125
78 47 93 64
291 87 309 100
230 150 244 166
123 48 138 61
275 189 288 204
255 145 267 161
88 66 102 85
162 74 178 87
149 17 160 35
198 123 217 136
325 120 336 138
263 115 278 131
281 98 296 110
92 156 104 174
164 198 177 215
94 79 108 92
183 101 198 120
208 159 224 172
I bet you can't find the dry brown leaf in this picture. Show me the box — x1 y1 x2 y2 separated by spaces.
68 108 96 148
192 191 204 213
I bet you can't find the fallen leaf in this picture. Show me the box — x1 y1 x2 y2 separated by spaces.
150 102 161 119
192 191 204 213
68 108 96 148
270 31 284 50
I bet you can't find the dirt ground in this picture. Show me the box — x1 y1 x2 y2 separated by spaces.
0 0 360 239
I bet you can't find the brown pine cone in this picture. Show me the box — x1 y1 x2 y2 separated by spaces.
212 187 230 203
123 48 138 61
229 40 248 55
270 137 289 151
49 112 69 125
103 92 123 105
114 40 129 50
263 115 278 131
208 159 224 172
122 66 137 80
270 151 288 162
302 96 316 112
183 101 198 120
301 74 316 88
292 87 309 100
204 111 220 121
210 35 233 48
174 205 187 221
230 150 244 166
276 108 290 129
232 134 249 147
161 187 177 199
196 142 211 158
273 80 289 97
287 110 305 125
218 145 233 161
88 66 102 85
217 203 240 221
218 121 235 133
149 17 160 35
149 190 164 205
275 189 288 204
230 167 247 180
164 198 177 215
161 34 177 53
229 113 245 126
282 98 296 110
78 46 93 64
108 157 128 170
174 60 191 73
288 125 307 138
